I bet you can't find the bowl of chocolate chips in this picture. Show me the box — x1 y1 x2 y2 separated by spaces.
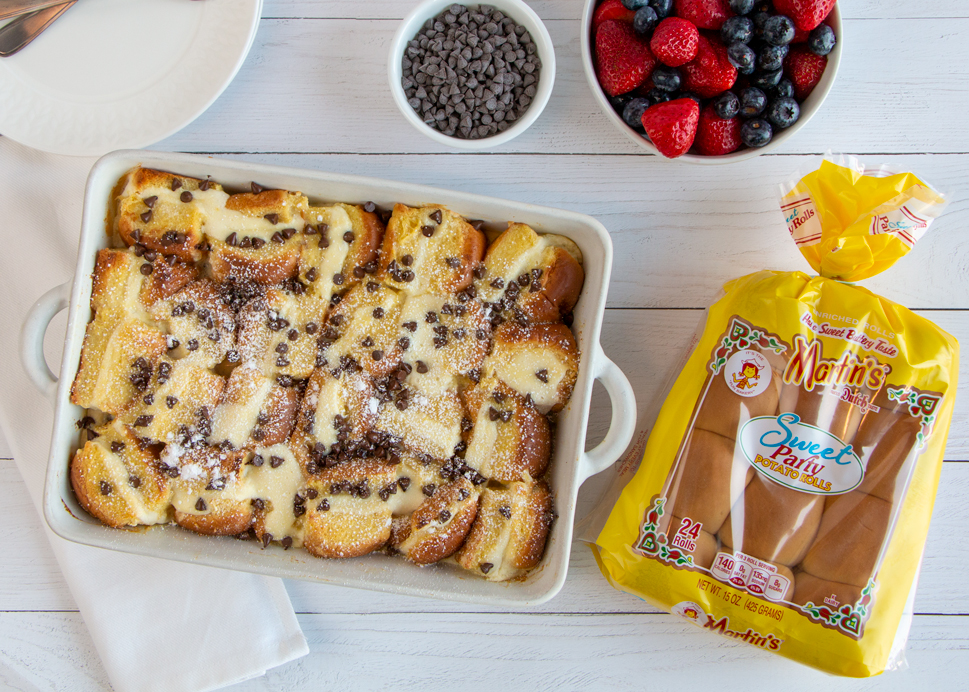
389 0 555 149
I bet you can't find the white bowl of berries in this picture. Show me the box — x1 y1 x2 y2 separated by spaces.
581 0 842 162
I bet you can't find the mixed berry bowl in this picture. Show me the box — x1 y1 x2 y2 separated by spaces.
580 0 842 162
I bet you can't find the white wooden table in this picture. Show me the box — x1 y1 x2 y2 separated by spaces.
3 1 969 689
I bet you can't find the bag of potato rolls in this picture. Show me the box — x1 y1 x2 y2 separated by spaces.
592 155 957 677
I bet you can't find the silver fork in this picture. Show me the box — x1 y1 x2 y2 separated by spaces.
0 0 76 57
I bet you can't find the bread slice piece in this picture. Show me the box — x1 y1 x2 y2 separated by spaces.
70 421 173 527
247 443 308 549
484 322 579 413
236 289 319 380
378 204 485 296
476 223 584 324
323 281 406 378
302 459 397 558
396 293 491 395
373 386 465 462
456 481 553 581
70 318 169 414
392 477 480 565
89 248 196 326
169 445 254 535
463 378 551 483
209 363 299 450
149 279 237 369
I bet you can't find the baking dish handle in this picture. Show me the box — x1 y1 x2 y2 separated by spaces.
579 347 637 484
21 281 71 403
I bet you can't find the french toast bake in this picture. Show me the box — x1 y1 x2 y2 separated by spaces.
69 167 584 581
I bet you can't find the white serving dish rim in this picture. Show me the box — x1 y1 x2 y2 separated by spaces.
578 1 843 164
35 150 636 607
388 0 556 150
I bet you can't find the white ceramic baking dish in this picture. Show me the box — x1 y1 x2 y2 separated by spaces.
22 150 636 606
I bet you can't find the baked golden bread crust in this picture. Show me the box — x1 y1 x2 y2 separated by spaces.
70 167 586 581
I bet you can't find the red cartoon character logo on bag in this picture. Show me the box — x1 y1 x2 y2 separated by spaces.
724 350 772 398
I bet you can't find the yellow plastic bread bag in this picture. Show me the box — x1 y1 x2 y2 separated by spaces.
592 155 957 677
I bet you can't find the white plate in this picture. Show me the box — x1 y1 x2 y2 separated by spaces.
0 0 262 156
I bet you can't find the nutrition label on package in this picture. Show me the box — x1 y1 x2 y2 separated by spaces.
711 550 790 602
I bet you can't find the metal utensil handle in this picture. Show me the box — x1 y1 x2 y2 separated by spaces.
0 1 75 57
20 281 71 403
579 346 637 483
0 0 65 21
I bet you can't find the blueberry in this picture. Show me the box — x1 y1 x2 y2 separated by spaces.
714 91 741 119
721 16 754 44
739 87 767 117
752 11 771 37
729 0 756 15
621 0 650 9
741 118 773 147
766 96 800 128
727 42 756 74
647 88 674 105
633 6 659 35
757 43 788 71
622 98 651 129
649 0 673 19
750 68 783 90
610 93 634 114
808 24 836 56
763 14 795 45
773 78 794 99
652 65 681 91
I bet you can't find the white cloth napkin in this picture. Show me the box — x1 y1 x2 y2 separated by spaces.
0 138 309 692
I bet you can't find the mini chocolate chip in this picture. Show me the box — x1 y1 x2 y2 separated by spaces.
500 410 513 422
262 533 272 548
401 254 414 266
166 395 178 409
402 270 415 282
140 263 153 276
488 407 500 421
373 307 385 319
252 498 266 510
421 225 434 237
536 369 549 383
252 428 266 441
404 321 417 332
250 455 265 467
398 477 411 491
276 342 289 354
129 475 141 488
196 497 207 511
430 209 442 224
252 237 267 249
438 509 451 523
499 505 512 519
372 350 384 361
251 181 264 194
99 480 112 495
199 178 211 191
265 213 279 224
110 441 125 453
416 361 428 374
362 336 374 348
271 231 284 244
281 536 293 549
480 562 493 574
305 322 319 334
398 337 410 350
490 277 505 289
180 190 193 203
171 178 182 191
143 393 154 406
283 227 296 238
317 499 330 512
134 415 153 427
333 273 345 285
363 201 377 213
425 311 438 323
269 456 284 468
343 231 355 243
187 339 199 351
474 264 487 279
140 210 152 223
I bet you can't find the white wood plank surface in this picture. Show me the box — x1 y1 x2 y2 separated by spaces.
159 15 969 155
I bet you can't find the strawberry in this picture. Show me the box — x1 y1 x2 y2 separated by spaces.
595 20 656 97
650 17 699 67
593 0 636 31
641 98 700 158
673 0 733 31
791 26 810 43
773 0 836 31
680 34 736 98
784 45 827 100
694 105 742 155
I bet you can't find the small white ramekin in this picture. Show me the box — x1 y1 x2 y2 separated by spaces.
579 1 843 163
388 0 556 150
